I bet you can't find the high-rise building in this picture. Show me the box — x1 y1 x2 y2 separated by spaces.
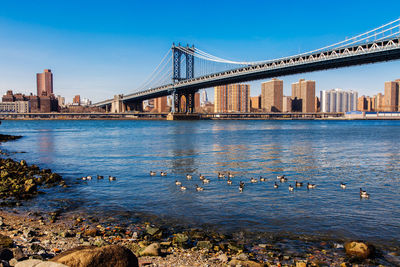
73 95 81 105
320 89 358 112
214 84 250 113
153 96 169 113
250 95 261 111
291 79 315 112
36 69 53 97
200 90 208 106
282 96 292 112
261 78 283 112
384 81 398 111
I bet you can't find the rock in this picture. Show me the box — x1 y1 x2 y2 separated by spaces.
236 253 249 261
0 234 13 248
12 247 26 260
0 249 13 261
9 258 17 266
173 233 188 244
145 227 159 236
15 259 67 267
296 261 307 267
344 241 375 260
139 243 160 257
228 259 263 267
83 228 98 237
30 244 45 253
51 245 139 267
196 241 212 250
23 229 36 239
217 253 228 263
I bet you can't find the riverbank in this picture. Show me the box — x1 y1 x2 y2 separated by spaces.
0 208 394 267
1 134 399 266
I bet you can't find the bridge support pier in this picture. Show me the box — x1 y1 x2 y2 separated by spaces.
171 90 197 114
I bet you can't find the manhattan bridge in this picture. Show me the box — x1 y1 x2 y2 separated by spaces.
95 18 400 114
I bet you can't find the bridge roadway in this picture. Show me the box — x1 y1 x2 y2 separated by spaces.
94 38 400 108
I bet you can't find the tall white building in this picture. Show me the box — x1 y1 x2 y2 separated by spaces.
320 89 358 112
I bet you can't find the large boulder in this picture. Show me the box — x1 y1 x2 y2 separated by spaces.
344 241 375 260
51 245 138 267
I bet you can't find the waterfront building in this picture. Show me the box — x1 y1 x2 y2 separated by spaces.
384 81 398 111
73 95 81 105
250 95 261 112
200 90 208 107
153 96 169 113
261 78 283 112
320 89 358 112
36 69 53 97
57 95 65 107
214 84 250 113
291 79 315 112
1 90 58 113
0 101 30 113
282 96 292 112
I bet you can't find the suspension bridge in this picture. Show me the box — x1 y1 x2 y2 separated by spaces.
94 18 400 114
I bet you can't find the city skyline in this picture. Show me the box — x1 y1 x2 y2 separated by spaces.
1 1 400 102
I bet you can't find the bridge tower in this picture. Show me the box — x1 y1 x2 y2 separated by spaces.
171 44 197 113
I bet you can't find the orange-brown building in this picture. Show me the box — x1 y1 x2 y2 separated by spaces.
153 96 169 113
291 79 315 112
250 95 261 112
384 81 398 111
261 78 283 112
37 69 53 97
214 84 250 113
73 95 81 105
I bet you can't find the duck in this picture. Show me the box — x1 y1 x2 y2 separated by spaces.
86 176 92 180
239 181 245 192
260 176 266 182
196 184 204 191
360 188 369 198
218 173 225 179
175 180 182 186
227 179 232 185
180 185 187 191
277 175 285 180
150 171 156 176
340 183 347 189
160 172 167 176
186 174 192 180
109 176 116 181
280 177 287 183
202 178 210 184
250 177 257 183
228 173 234 178
295 181 303 187
274 182 279 189
81 176 87 181
97 175 104 180
289 185 294 191
199 174 205 180
307 182 316 189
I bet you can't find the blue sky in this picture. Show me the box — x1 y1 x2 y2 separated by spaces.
1 0 400 102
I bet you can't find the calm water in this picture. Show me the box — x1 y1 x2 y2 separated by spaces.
1 120 400 246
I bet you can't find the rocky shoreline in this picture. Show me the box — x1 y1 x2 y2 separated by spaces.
0 134 399 266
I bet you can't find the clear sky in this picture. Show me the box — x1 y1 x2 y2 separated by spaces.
1 0 400 103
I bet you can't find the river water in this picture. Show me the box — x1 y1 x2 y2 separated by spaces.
1 120 399 247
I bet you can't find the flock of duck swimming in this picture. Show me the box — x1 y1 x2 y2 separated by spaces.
80 175 116 181
150 171 371 198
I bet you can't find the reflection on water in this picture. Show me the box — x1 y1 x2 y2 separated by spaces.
1 120 400 247
37 129 55 164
